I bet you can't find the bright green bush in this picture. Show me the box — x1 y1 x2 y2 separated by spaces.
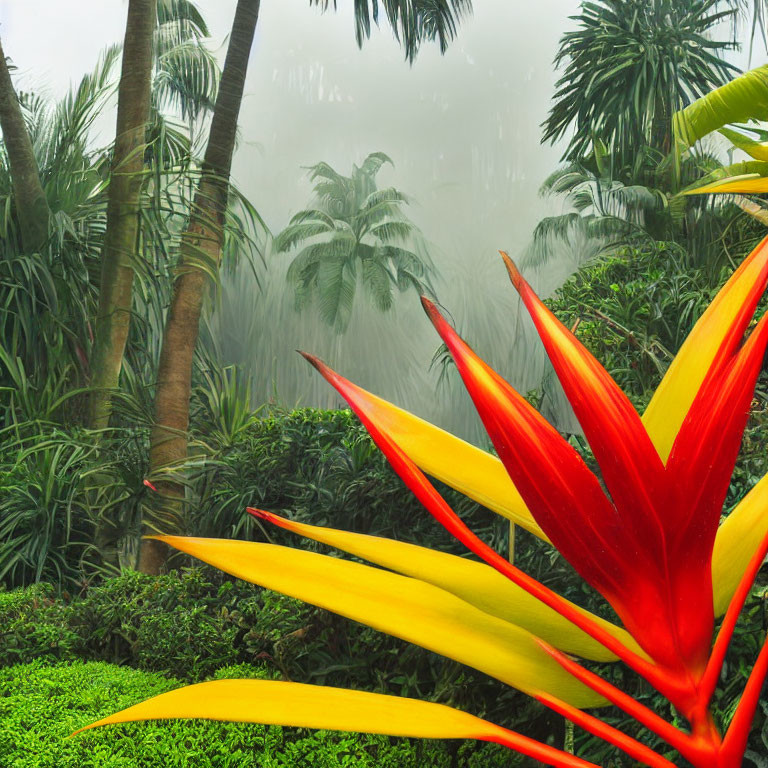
0 570 540 730
0 661 514 767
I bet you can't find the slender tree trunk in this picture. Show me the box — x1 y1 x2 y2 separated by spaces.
89 0 157 431
141 0 261 574
0 37 50 253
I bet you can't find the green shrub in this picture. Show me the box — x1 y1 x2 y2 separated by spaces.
0 432 98 589
190 408 507 558
0 582 83 665
0 570 537 729
0 661 514 767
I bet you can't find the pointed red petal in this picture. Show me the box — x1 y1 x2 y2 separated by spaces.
501 252 668 552
644 234 768 462
299 352 648 671
669 313 768 535
535 692 677 768
419 298 628 598
663 314 768 669
420 299 696 675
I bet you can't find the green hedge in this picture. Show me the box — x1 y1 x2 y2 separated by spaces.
0 570 544 732
0 661 515 767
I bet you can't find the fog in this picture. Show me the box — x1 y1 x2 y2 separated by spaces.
1 0 591 441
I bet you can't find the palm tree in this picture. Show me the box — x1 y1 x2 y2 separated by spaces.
144 0 262 575
89 0 158 432
0 46 121 393
89 0 220 432
0 38 50 253
144 0 472 574
531 0 760 273
542 0 738 166
274 153 433 333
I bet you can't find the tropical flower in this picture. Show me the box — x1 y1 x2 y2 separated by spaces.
77 239 768 768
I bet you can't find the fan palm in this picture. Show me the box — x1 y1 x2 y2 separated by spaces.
275 153 433 333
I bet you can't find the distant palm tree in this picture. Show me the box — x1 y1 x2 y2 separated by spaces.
274 153 434 333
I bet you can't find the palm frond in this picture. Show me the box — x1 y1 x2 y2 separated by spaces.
309 0 472 62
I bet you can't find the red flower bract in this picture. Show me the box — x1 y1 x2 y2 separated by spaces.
82 239 768 768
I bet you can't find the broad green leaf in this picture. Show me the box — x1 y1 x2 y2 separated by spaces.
255 511 642 662
76 680 598 768
155 536 605 708
674 64 768 151
719 128 768 161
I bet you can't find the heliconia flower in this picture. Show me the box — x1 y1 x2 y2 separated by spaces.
79 237 768 768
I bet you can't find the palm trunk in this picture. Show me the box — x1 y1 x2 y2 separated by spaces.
141 0 261 574
89 0 157 431
0 36 50 253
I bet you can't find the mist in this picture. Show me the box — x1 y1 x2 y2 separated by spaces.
1 0 588 442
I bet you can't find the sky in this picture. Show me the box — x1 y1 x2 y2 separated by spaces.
0 0 623 440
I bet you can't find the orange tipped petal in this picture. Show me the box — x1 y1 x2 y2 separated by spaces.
660 313 768 669
300 352 649 670
76 679 601 768
501 252 668 558
644 235 768 462
417 299 627 598
246 507 640 661
419 298 701 673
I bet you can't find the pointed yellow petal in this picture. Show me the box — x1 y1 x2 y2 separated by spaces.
684 176 768 195
76 680 599 768
712 474 768 616
252 511 641 663
155 536 605 708
642 236 768 462
341 387 545 538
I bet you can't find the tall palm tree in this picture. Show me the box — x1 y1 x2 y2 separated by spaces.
274 153 433 333
144 0 262 575
0 38 50 253
89 0 158 432
143 0 472 574
89 0 220 432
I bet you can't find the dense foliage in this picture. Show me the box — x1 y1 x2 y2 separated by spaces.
0 569 552 740
0 661 513 768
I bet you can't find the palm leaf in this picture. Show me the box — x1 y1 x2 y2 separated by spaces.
273 219 334 253
368 220 415 242
358 151 394 176
674 63 768 151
